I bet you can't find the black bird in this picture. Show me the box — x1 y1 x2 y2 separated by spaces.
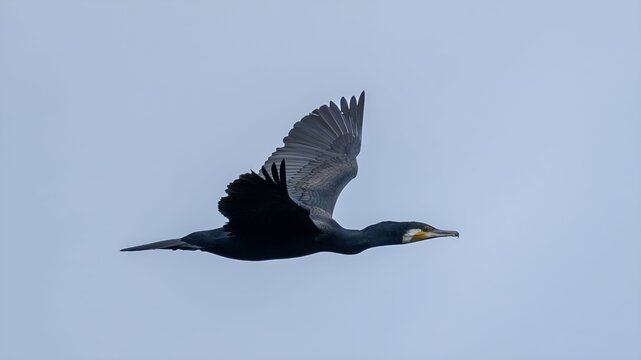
121 92 459 261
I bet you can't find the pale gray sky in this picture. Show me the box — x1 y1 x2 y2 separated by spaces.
1 1 640 359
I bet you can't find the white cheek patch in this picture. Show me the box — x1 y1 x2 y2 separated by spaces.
402 228 422 243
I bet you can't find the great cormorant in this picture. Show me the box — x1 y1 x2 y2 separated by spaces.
121 92 459 261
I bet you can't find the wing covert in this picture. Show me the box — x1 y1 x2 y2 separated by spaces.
218 160 318 238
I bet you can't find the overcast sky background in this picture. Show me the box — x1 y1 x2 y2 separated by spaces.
1 1 640 359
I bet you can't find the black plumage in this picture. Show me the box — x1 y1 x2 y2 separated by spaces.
218 161 318 240
122 92 458 261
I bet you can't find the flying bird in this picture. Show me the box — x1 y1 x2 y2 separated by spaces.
121 92 458 260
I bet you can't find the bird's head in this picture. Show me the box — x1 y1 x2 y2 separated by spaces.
339 221 460 254
400 222 459 244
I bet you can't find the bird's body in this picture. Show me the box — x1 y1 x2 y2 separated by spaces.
122 92 458 261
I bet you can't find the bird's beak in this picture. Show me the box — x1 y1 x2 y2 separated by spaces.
412 228 459 241
428 228 459 239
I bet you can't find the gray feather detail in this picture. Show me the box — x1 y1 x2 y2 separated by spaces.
262 92 365 215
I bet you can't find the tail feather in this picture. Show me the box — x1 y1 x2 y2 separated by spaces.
120 239 201 252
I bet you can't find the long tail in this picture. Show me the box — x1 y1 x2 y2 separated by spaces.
121 228 226 252
120 239 201 252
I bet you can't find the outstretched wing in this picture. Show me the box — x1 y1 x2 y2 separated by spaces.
263 92 365 216
218 160 319 239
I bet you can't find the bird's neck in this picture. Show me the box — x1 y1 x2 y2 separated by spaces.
330 222 402 254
